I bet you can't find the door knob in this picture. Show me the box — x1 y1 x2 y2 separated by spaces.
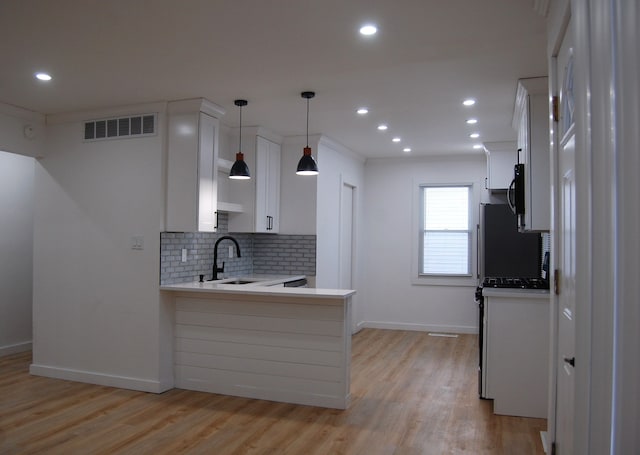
563 356 575 367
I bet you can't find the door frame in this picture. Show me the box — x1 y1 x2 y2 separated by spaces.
548 0 640 453
339 177 359 334
548 0 577 448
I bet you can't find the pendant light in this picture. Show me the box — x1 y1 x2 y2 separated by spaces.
296 91 319 175
229 99 250 180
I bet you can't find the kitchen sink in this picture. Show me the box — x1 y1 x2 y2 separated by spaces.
217 278 264 285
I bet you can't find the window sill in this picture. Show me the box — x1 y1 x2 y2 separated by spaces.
411 275 478 287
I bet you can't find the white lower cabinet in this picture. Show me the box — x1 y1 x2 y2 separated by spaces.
483 290 550 418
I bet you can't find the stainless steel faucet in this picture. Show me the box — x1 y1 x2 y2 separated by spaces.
209 235 242 281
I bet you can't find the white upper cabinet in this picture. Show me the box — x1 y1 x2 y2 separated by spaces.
513 77 550 232
484 141 517 190
166 98 225 232
255 136 281 232
228 128 282 233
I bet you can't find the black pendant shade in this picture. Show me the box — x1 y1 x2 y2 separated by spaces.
229 152 250 179
297 91 319 176
229 99 251 180
297 147 319 175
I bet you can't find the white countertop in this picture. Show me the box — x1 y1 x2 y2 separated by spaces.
482 287 550 299
160 275 356 300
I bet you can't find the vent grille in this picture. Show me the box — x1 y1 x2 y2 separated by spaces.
84 114 156 141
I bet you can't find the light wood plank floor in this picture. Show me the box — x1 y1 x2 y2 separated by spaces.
0 329 546 454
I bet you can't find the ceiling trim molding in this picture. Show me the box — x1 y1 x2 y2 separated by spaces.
0 102 45 122
46 101 168 125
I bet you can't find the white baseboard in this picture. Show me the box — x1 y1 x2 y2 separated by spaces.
540 431 549 453
352 321 366 334
29 363 172 393
0 341 32 357
360 321 478 335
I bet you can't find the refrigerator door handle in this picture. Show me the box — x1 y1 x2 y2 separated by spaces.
506 178 516 214
476 223 481 280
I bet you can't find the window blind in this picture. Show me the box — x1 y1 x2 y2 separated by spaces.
420 186 471 276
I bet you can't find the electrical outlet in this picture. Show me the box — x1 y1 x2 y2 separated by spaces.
228 245 234 258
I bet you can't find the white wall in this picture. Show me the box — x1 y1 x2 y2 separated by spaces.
362 154 488 334
30 104 171 392
280 135 366 327
313 137 366 330
0 103 46 158
279 135 317 235
315 137 366 290
0 151 35 355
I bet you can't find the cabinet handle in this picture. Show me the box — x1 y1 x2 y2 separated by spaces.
267 215 273 230
214 211 219 230
563 356 575 367
484 177 488 190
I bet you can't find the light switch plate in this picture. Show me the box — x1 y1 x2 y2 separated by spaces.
181 248 187 262
131 236 144 250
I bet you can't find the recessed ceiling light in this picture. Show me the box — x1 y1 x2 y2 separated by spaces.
35 72 52 81
356 107 369 115
473 144 483 149
403 147 411 153
377 124 388 131
463 98 476 106
359 24 378 36
466 118 478 124
469 132 480 138
392 137 401 143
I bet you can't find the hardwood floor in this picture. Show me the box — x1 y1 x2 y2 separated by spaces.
0 329 546 454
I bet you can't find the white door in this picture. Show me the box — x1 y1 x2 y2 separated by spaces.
340 183 357 332
553 19 576 455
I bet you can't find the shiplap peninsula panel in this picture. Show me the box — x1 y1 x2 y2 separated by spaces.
174 292 352 409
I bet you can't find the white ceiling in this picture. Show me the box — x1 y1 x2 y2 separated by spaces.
0 0 547 159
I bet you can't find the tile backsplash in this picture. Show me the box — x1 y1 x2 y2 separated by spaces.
160 212 316 284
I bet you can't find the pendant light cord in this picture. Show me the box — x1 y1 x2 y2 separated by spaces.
239 105 242 152
306 98 309 148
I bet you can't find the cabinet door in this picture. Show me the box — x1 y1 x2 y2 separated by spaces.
484 294 550 418
255 137 280 233
485 142 517 190
266 141 281 232
525 93 550 231
197 112 219 232
166 111 219 232
513 78 550 232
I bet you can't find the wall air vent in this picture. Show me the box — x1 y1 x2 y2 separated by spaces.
83 114 157 141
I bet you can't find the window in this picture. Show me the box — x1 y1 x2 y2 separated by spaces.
419 185 472 276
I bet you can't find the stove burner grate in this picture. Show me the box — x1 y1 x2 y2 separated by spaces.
482 277 549 290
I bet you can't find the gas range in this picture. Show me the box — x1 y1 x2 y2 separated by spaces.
482 276 549 290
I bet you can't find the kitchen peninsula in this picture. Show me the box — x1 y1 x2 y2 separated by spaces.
160 277 355 409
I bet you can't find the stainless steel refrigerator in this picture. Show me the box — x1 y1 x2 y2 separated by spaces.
479 203 541 281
